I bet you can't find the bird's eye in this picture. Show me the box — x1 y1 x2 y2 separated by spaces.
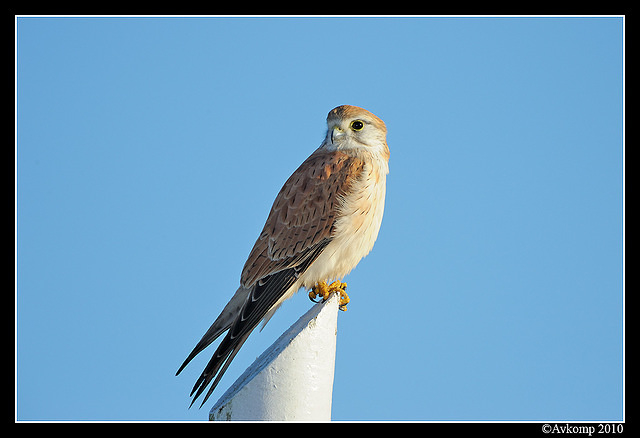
350 120 364 131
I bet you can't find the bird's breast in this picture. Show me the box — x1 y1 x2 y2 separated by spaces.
300 158 387 287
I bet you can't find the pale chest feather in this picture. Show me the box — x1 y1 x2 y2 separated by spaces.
301 159 387 286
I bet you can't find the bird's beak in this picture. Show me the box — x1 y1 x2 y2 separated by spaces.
331 126 344 144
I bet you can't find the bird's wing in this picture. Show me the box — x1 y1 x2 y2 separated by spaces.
189 242 329 407
241 150 366 287
184 150 365 407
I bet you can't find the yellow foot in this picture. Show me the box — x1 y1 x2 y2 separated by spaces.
309 280 350 311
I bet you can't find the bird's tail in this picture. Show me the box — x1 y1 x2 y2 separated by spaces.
188 329 253 407
176 286 250 376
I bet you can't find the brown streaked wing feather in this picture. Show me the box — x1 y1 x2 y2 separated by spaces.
240 150 365 288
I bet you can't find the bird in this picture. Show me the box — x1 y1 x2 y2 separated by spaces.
176 104 390 407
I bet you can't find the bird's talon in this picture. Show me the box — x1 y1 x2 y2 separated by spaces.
310 280 350 310
338 290 350 311
310 281 328 303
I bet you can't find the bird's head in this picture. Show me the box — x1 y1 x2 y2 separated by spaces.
322 105 389 162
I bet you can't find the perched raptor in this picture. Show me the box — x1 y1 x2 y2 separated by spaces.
176 105 390 407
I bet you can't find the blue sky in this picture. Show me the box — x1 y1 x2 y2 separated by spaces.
16 16 624 421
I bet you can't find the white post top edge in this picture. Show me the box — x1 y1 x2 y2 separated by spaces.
209 293 340 421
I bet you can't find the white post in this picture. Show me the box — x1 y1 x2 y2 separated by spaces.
209 293 339 421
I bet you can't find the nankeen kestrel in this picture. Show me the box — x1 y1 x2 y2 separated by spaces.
176 105 389 407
